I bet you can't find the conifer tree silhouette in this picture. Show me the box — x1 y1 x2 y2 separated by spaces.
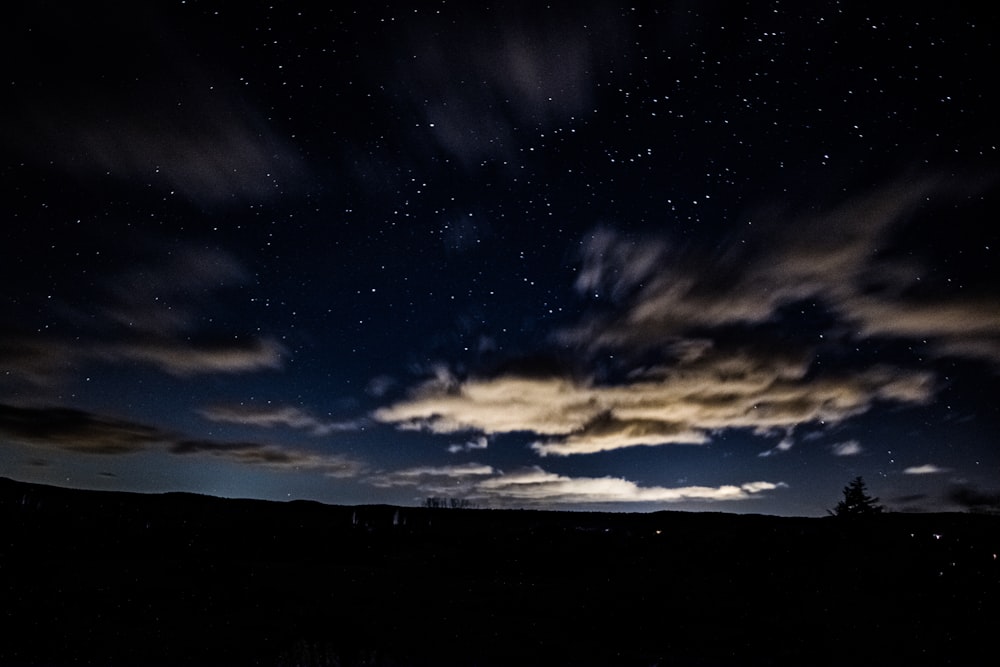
830 476 884 516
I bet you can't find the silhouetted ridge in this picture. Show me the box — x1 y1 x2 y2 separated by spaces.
1 476 997 667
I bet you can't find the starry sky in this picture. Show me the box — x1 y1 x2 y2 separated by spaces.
2 1 998 516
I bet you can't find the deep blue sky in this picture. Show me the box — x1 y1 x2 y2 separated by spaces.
2 1 998 516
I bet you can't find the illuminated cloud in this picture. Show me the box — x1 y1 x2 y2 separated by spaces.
369 463 498 496
199 404 361 436
382 463 497 481
375 344 933 456
848 297 1000 365
472 468 786 505
370 463 785 507
832 440 863 457
374 374 600 437
903 463 949 475
532 416 707 456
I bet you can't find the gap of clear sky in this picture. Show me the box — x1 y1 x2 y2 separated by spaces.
2 1 998 516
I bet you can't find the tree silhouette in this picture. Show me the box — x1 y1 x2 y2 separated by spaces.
829 476 884 516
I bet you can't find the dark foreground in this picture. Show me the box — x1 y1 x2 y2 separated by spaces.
1 477 997 666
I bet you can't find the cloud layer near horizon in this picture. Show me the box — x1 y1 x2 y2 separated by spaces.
0 403 363 477
370 462 785 507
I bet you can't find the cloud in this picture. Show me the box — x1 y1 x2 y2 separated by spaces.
0 247 286 388
370 463 786 507
199 404 362 436
0 402 363 477
374 373 598 437
947 485 1000 513
0 403 166 455
71 110 305 205
169 440 363 477
448 436 490 454
381 463 498 481
104 337 285 376
366 375 397 398
0 329 285 388
556 176 1000 365
369 463 498 496
375 343 933 456
5 4 305 205
102 248 249 335
363 175 990 458
903 463 950 475
379 4 627 170
758 433 796 458
574 226 673 302
92 248 285 375
832 440 863 456
472 468 785 506
0 335 79 390
375 177 999 458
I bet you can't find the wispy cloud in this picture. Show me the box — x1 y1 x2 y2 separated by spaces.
832 440 863 457
101 248 249 335
903 463 949 475
170 440 363 477
558 176 1000 364
0 335 80 390
758 434 796 458
448 436 489 454
6 5 305 205
104 337 285 377
371 4 626 173
1 335 285 385
378 463 498 482
369 463 498 497
0 247 285 389
199 404 362 436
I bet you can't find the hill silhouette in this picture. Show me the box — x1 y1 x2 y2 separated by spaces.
1 476 997 666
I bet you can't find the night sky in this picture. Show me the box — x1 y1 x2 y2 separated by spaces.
3 1 998 516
